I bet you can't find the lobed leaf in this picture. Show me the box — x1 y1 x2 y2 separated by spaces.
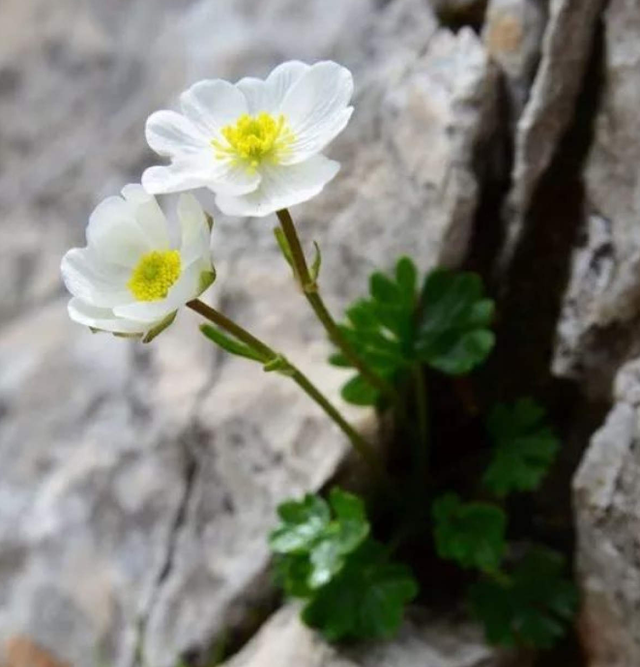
302 540 418 641
432 493 506 573
329 257 419 406
483 398 560 497
415 270 495 375
270 489 370 593
469 546 577 648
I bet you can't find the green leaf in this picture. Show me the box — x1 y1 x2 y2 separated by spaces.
483 399 560 497
469 547 577 648
200 324 265 362
416 269 495 375
341 375 379 406
432 493 506 573
274 554 314 598
302 540 418 641
270 489 370 592
330 257 419 406
269 494 331 554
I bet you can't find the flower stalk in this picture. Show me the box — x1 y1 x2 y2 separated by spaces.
276 208 402 408
187 299 386 480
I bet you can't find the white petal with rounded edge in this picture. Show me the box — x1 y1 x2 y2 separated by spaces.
279 61 353 164
143 154 260 196
68 298 147 335
121 184 170 249
215 155 340 217
146 110 210 157
237 61 309 114
113 263 203 322
142 158 214 195
62 248 133 308
177 194 212 266
86 196 152 267
180 79 247 138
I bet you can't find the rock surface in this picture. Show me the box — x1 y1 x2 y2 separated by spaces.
553 0 640 397
501 0 604 267
0 0 500 665
221 604 526 667
574 357 640 667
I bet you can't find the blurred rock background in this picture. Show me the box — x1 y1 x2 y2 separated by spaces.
0 0 638 666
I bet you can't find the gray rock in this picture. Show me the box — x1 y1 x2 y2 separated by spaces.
0 0 500 666
483 0 547 118
501 0 604 267
552 0 640 397
574 357 640 667
221 604 527 667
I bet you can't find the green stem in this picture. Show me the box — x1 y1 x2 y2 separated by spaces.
413 365 430 486
187 299 385 478
276 208 401 407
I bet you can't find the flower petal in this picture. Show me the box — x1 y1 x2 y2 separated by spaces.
180 79 248 138
145 110 210 157
280 61 354 164
68 297 146 335
121 184 170 249
86 196 152 267
142 157 216 195
237 61 310 115
177 194 212 266
142 154 260 196
214 155 340 217
62 248 132 308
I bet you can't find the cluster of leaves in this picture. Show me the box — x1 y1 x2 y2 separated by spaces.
270 259 575 653
270 488 418 641
430 398 572 648
329 258 495 406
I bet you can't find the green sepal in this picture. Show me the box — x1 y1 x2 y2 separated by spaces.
198 267 216 294
205 212 214 231
200 324 265 362
142 311 177 344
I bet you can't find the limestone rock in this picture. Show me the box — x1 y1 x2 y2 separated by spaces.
574 357 640 667
552 0 640 396
501 0 604 266
221 604 526 667
0 0 500 666
483 0 546 117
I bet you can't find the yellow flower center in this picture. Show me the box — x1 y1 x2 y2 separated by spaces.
128 250 181 302
213 112 295 171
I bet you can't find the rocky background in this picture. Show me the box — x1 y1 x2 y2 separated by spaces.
0 0 638 666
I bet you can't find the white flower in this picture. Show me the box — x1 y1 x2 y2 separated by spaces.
61 184 215 342
142 60 354 218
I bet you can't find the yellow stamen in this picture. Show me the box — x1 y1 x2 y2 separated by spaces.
212 112 295 171
128 250 181 302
